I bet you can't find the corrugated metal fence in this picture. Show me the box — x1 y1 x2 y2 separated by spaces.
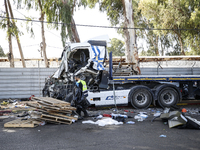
0 68 57 99
0 67 200 99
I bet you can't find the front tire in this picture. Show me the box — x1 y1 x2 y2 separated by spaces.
129 87 152 109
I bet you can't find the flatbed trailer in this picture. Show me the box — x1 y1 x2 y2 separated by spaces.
88 75 200 109
88 52 200 109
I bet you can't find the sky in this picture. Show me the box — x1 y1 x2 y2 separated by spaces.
0 1 124 58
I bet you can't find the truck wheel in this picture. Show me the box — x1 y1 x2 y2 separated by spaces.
158 87 179 108
129 88 152 109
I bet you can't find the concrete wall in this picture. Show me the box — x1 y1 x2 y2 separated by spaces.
0 67 199 99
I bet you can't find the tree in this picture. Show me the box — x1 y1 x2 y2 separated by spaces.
138 0 200 55
88 0 140 74
7 0 26 67
38 0 49 68
0 46 6 57
44 0 81 45
1 0 15 67
107 38 125 56
18 0 50 67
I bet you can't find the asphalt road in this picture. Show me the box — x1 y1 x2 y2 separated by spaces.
0 107 200 150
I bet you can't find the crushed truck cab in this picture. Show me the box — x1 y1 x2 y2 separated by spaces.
43 40 110 101
53 40 108 80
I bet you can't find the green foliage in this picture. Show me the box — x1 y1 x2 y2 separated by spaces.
44 0 73 46
107 38 125 56
0 2 23 41
0 46 6 57
139 49 156 56
138 0 200 55
88 0 124 26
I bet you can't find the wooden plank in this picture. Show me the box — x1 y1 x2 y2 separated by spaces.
59 106 77 111
49 112 78 121
26 103 48 113
4 119 41 128
40 118 71 125
33 97 70 106
39 105 61 110
47 109 72 114
41 114 72 125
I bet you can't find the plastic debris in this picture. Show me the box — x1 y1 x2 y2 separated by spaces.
111 113 128 118
126 121 135 124
164 122 168 125
103 114 112 117
182 108 187 113
154 112 161 117
163 108 170 114
96 115 103 119
1 101 9 105
39 121 46 126
134 112 148 121
82 118 123 126
159 134 167 137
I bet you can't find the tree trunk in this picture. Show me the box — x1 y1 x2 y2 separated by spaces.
71 17 80 43
67 17 80 43
5 0 14 68
38 0 49 68
65 0 80 43
7 0 26 68
155 35 159 56
160 38 164 56
122 0 140 74
174 30 185 55
178 35 185 55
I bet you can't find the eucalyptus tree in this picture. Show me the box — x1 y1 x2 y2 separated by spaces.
138 0 200 55
18 0 50 67
88 0 140 74
1 0 27 67
0 46 6 57
2 0 14 67
44 0 81 45
107 38 125 56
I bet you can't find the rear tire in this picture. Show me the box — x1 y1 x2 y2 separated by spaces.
129 88 152 109
158 87 179 108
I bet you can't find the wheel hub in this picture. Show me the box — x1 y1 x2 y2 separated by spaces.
161 91 174 104
135 93 147 105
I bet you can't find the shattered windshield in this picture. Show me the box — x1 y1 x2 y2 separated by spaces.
68 48 90 73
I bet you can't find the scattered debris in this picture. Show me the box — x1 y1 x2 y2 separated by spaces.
3 97 77 128
126 121 135 124
82 118 123 126
153 107 200 130
4 119 41 128
159 135 167 138
182 108 187 113
134 112 148 121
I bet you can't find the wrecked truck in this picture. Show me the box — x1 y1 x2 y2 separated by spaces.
43 40 111 101
43 40 200 109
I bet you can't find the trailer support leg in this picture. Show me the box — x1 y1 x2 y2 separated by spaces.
188 82 195 99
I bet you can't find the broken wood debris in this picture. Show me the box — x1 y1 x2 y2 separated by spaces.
4 97 77 128
4 119 41 128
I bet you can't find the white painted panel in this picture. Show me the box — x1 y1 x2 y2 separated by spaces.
88 90 130 106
